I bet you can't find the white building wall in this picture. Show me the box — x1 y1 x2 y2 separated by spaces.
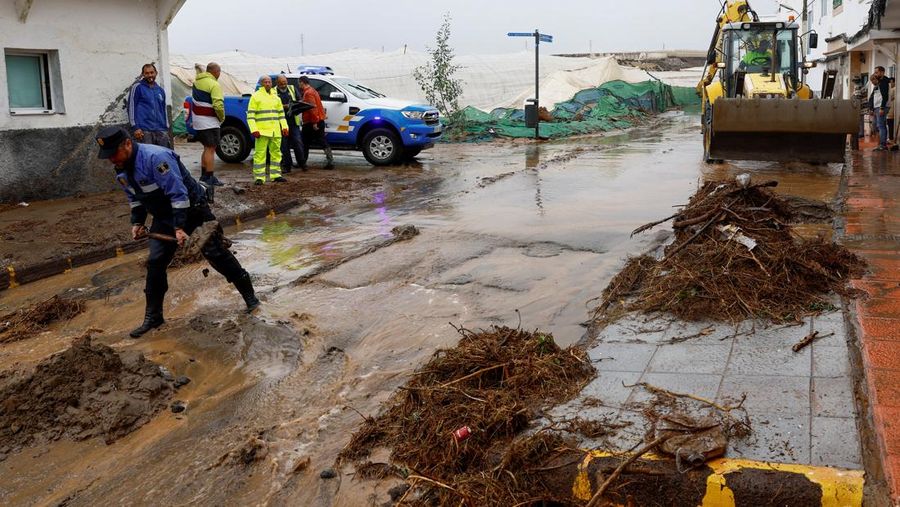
779 0 875 93
0 0 183 202
0 0 164 131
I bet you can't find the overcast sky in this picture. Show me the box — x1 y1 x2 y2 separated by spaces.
169 0 781 57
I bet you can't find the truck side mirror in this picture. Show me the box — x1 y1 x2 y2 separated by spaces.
809 33 818 49
707 48 717 65
329 91 347 102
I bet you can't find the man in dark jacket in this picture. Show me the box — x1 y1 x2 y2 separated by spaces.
275 74 306 172
869 66 891 150
95 127 260 338
128 63 171 148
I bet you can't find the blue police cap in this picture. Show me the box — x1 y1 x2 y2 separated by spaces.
96 126 129 159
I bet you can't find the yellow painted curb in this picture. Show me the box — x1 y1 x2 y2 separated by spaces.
7 265 18 288
572 450 864 506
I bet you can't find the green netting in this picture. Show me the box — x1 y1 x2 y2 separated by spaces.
448 80 700 141
170 75 192 136
172 111 187 136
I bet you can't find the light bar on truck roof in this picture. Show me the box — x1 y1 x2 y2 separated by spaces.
296 65 334 75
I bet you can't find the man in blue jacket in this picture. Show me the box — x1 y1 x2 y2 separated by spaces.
95 127 259 338
128 63 171 148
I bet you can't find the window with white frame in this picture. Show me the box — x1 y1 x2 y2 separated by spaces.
4 49 64 114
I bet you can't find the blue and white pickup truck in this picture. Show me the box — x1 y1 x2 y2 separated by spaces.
184 67 442 166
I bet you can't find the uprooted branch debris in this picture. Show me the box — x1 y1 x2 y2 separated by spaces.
599 179 866 323
0 295 85 343
338 326 595 505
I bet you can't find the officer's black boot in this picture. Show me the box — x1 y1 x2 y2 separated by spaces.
130 291 165 338
233 272 260 312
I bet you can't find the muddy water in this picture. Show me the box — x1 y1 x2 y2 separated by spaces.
0 114 847 506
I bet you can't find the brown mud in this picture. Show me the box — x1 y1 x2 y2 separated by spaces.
0 333 173 458
0 115 862 505
0 163 381 274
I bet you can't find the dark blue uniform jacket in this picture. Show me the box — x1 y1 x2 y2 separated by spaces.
116 143 206 229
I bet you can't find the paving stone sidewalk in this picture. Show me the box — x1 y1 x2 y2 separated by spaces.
552 310 863 470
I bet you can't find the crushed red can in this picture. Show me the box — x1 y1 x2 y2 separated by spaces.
452 425 472 442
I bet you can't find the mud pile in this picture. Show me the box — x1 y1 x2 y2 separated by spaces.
600 179 866 323
0 295 85 343
0 333 173 456
339 326 595 505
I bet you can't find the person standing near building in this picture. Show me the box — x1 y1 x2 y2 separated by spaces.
275 75 306 173
299 76 334 169
191 62 225 185
247 75 289 185
888 77 896 149
94 127 259 338
869 67 891 151
128 63 171 148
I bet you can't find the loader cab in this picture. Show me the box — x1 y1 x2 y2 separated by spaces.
721 22 799 98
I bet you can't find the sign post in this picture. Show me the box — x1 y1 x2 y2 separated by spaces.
508 30 553 139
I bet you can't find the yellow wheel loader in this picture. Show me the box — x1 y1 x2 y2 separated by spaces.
698 0 859 164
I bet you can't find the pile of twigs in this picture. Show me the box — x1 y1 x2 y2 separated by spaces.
0 295 85 343
339 326 595 505
598 180 866 323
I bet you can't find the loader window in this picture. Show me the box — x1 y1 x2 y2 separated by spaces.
775 30 797 78
731 29 796 78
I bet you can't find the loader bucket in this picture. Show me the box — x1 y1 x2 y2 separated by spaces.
708 98 859 163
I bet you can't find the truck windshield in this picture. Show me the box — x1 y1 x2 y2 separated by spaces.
333 78 386 99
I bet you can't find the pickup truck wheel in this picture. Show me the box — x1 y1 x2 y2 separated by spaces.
216 125 251 163
362 128 403 166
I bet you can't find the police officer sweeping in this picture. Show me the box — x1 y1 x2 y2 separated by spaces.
95 127 260 338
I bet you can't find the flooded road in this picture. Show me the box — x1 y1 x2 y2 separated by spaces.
0 113 848 505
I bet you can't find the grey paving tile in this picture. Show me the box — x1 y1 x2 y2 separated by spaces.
717 375 810 416
577 371 642 407
743 314 845 348
627 372 723 406
597 316 669 344
588 343 658 372
729 413 810 464
549 400 620 423
810 311 847 343
812 345 852 378
602 408 650 452
726 342 811 377
647 344 731 374
664 320 751 345
811 417 862 469
812 377 857 418
734 324 807 348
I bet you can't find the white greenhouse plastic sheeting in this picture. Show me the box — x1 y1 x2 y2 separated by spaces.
171 48 703 112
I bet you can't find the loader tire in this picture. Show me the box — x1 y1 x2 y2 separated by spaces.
702 106 723 164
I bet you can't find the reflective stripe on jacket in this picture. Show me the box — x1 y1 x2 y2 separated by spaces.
247 88 289 137
192 72 225 129
115 143 206 229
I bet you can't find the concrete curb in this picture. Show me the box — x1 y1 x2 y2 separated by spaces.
0 198 302 292
566 450 864 506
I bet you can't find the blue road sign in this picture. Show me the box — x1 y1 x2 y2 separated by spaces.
507 32 534 37
539 34 554 43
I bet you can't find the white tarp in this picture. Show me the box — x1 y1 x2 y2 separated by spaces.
170 49 703 112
